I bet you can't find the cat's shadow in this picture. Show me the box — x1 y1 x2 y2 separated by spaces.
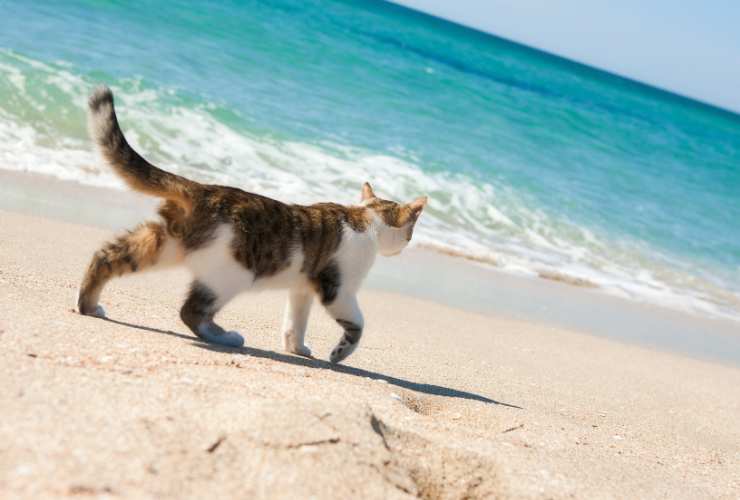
103 317 522 409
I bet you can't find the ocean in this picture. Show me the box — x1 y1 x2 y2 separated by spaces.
1 0 739 322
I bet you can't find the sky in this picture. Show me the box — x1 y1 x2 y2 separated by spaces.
391 0 740 114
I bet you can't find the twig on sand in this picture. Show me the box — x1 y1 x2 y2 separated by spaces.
501 424 524 434
206 435 226 453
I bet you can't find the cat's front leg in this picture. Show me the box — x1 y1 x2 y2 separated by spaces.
323 293 364 364
282 288 314 358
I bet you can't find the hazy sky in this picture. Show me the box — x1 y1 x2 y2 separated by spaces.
392 0 740 113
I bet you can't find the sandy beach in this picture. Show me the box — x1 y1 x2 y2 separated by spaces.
1 175 739 499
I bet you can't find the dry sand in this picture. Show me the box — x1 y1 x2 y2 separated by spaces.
1 209 739 499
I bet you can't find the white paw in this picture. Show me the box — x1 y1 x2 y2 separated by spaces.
198 326 245 348
222 330 245 348
283 330 312 358
287 344 313 358
79 303 106 318
91 305 106 318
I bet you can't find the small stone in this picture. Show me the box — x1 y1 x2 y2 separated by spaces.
15 464 32 476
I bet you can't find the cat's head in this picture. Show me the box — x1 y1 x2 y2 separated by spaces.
360 182 427 256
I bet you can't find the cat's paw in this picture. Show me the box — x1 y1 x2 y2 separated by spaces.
91 305 107 318
282 330 312 358
287 344 313 358
329 341 357 365
198 328 245 348
79 304 106 318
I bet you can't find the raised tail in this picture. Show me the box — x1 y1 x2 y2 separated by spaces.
87 86 196 209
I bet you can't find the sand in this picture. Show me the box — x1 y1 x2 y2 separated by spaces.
4 169 740 366
1 207 739 499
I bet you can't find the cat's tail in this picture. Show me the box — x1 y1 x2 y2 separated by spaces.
87 86 197 210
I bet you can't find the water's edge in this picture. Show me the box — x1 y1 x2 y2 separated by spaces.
3 168 738 367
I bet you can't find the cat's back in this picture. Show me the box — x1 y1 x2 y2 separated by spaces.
181 185 372 278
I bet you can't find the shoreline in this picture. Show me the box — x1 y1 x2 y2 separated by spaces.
2 204 739 498
3 164 737 326
2 168 739 367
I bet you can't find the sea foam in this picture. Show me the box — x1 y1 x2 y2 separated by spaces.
1 50 738 323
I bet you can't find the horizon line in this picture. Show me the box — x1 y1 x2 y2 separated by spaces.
383 0 740 120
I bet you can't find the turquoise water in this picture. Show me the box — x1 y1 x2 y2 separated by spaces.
1 0 739 320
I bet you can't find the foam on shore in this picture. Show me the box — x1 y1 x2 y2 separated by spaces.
1 49 739 322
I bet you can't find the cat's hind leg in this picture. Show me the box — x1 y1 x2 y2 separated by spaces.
281 288 314 357
77 221 181 317
180 280 245 348
180 224 253 347
322 293 364 364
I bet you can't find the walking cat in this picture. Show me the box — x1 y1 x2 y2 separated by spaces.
77 87 427 364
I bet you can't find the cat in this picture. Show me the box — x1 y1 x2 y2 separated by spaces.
77 86 427 364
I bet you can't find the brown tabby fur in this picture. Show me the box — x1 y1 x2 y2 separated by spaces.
78 181 388 313
78 87 426 362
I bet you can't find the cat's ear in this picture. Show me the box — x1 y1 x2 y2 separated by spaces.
361 182 376 201
408 196 428 219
